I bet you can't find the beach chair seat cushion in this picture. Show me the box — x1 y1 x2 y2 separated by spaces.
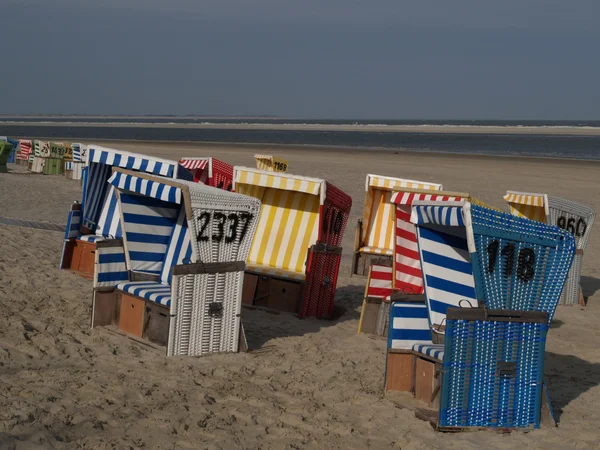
116 281 172 307
246 264 306 281
412 343 444 362
359 246 394 256
78 235 106 243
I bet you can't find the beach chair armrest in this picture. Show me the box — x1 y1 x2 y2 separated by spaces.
171 261 246 276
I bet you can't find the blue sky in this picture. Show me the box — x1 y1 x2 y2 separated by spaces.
2 0 599 119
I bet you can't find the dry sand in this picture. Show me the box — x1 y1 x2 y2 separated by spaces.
1 142 599 449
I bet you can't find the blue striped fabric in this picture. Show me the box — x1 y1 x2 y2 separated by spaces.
88 147 175 177
117 281 172 307
388 302 432 349
160 207 193 284
416 224 478 328
95 186 122 239
6 138 18 163
413 343 445 361
82 162 112 230
65 161 73 170
64 206 81 239
79 235 105 243
120 193 180 275
108 171 182 204
412 205 465 227
94 245 128 288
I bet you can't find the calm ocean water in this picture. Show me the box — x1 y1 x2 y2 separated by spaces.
2 118 600 160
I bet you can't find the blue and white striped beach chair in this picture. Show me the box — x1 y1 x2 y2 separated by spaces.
91 168 261 357
60 146 181 277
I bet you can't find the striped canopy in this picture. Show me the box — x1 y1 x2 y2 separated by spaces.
391 190 468 294
108 170 182 204
234 167 324 200
411 202 466 227
81 146 178 233
359 175 443 256
503 190 548 223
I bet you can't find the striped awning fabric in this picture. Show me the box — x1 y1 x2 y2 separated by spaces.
88 146 176 177
179 158 209 171
254 154 288 172
392 191 467 294
234 167 323 199
17 140 32 160
503 191 545 207
360 176 443 254
366 265 394 298
366 174 442 191
411 203 466 227
108 171 182 204
391 191 467 205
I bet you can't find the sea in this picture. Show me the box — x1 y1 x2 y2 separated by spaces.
2 118 600 161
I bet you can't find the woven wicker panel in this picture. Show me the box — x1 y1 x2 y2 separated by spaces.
469 204 576 322
441 313 548 429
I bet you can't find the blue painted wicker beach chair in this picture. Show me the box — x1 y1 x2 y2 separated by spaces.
91 168 261 357
439 308 552 430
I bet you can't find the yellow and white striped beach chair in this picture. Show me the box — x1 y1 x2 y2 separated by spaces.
234 166 352 318
352 174 442 276
254 154 289 172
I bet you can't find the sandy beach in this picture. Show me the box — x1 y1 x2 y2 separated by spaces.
1 142 600 449
3 120 600 136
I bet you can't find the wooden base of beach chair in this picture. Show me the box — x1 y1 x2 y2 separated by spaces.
91 289 120 328
62 239 95 279
119 294 146 338
414 357 442 408
359 299 384 335
352 252 393 277
385 350 415 392
242 273 304 315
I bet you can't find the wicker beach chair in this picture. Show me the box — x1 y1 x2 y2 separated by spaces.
3 138 19 164
91 169 261 356
234 166 352 318
352 175 442 276
60 145 182 278
504 190 595 305
0 141 13 173
254 154 289 172
16 140 32 165
178 157 234 190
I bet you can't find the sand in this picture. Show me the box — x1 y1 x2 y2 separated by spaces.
1 142 599 449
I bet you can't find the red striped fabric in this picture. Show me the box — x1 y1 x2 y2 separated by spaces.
17 140 32 160
179 159 208 170
391 193 464 294
366 265 394 298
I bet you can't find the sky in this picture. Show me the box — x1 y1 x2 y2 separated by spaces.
2 0 600 119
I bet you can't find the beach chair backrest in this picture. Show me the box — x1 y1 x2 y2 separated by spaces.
81 146 177 232
234 167 324 276
254 154 289 172
467 203 576 322
503 191 548 223
178 157 234 190
365 264 394 299
360 175 441 256
390 188 470 294
17 140 32 160
411 201 478 329
546 196 595 250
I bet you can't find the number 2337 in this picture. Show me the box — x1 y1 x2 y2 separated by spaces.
196 212 254 243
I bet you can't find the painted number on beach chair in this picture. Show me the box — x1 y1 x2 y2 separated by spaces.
557 216 587 237
487 240 535 283
197 211 254 243
322 210 344 235
273 161 287 171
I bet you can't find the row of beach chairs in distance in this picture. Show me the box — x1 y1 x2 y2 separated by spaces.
56 145 351 357
354 177 594 430
6 136 592 433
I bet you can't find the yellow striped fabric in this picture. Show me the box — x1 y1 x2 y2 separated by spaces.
503 191 547 222
361 175 442 252
236 168 321 196
254 155 289 172
236 181 320 277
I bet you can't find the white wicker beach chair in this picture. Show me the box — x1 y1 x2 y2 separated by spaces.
91 168 261 356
